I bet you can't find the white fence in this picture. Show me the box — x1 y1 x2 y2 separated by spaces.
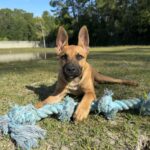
0 41 40 48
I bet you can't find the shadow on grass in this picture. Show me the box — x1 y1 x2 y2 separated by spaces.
26 83 83 102
26 83 57 100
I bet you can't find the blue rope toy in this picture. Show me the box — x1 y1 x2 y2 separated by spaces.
0 90 150 150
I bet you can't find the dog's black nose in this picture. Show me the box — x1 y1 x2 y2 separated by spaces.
65 63 76 74
63 63 81 80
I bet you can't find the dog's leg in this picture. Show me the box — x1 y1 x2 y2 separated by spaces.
35 81 67 108
74 91 95 121
93 68 138 86
35 90 66 108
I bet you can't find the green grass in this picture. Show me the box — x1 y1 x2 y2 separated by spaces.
0 48 53 54
0 46 150 150
0 45 150 54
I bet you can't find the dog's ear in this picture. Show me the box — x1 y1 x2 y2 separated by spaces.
56 26 68 54
78 26 89 51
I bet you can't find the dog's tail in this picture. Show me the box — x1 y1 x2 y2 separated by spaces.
92 68 138 86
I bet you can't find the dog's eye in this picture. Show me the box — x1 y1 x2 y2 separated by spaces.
76 54 84 60
60 54 67 60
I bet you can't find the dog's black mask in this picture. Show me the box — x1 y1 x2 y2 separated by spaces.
63 63 82 80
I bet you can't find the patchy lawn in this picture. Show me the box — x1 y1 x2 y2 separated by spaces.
0 46 150 150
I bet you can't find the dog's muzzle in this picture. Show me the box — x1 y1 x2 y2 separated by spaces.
63 63 81 80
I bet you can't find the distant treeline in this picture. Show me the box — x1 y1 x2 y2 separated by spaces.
0 8 56 46
0 0 150 46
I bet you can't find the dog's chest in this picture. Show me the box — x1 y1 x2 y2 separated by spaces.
66 77 82 95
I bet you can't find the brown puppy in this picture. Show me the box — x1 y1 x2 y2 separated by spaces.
35 26 137 121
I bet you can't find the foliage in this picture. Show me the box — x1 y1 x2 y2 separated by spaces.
0 9 56 44
0 0 150 46
50 0 150 45
0 9 37 41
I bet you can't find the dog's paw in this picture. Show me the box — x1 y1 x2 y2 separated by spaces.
73 103 90 121
35 102 44 108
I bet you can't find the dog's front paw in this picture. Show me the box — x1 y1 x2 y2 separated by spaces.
35 102 44 108
73 103 90 122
